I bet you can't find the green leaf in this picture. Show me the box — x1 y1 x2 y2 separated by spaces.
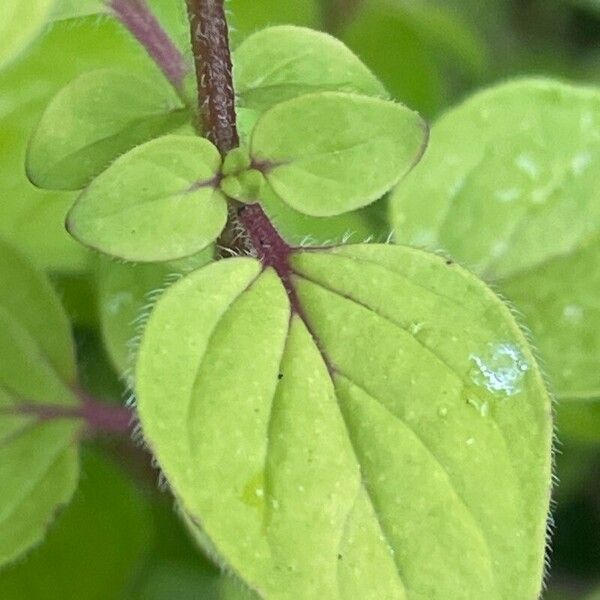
227 0 318 44
136 245 552 599
0 238 80 567
340 4 444 116
0 0 56 70
52 0 106 20
258 182 391 246
0 17 161 272
250 92 428 217
555 397 600 443
97 249 213 375
0 450 152 598
67 135 227 262
27 69 189 191
135 562 220 600
233 26 387 114
391 79 600 402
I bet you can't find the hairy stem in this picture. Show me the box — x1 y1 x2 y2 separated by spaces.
185 0 239 151
109 0 189 95
4 392 133 436
185 0 295 267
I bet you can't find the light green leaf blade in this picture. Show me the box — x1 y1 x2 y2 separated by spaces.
0 450 152 598
0 239 80 567
233 26 387 115
0 17 163 272
0 237 76 382
27 68 189 191
67 135 227 262
0 0 56 71
251 92 428 217
136 245 552 599
52 0 106 20
96 249 213 375
390 79 600 402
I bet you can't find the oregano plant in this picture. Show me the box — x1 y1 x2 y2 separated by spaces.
12 0 600 597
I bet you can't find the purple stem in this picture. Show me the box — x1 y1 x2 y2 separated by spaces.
185 0 238 151
109 0 188 94
186 0 296 268
5 393 133 436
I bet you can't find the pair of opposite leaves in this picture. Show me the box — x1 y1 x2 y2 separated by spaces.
24 23 553 600
26 26 427 262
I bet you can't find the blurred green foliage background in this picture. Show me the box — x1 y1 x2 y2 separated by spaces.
0 0 599 597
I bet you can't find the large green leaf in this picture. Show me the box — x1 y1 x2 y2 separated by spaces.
0 0 56 70
250 92 428 217
136 245 552 599
27 69 189 191
0 238 80 567
391 79 600 403
0 450 152 598
0 17 159 272
233 26 386 115
67 135 226 262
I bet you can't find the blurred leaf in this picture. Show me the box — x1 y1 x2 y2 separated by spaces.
0 18 158 272
97 250 212 376
0 450 152 599
0 0 56 71
556 397 600 444
233 26 386 115
68 136 226 262
251 92 427 216
137 246 551 599
391 79 600 407
52 0 106 20
135 562 219 600
0 238 80 567
52 272 98 329
227 0 319 44
340 3 444 115
27 68 189 191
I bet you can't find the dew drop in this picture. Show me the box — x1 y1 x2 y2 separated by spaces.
470 342 529 396
438 405 448 418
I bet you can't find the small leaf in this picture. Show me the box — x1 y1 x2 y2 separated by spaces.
0 0 56 70
27 69 190 191
391 79 600 401
233 26 387 113
0 451 152 599
136 245 551 599
67 135 227 262
0 239 80 567
250 92 428 217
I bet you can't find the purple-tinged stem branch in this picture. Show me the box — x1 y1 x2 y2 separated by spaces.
109 0 189 96
4 392 133 436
